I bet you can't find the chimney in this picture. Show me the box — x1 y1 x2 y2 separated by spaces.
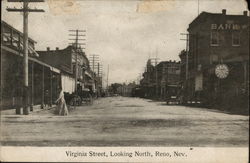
222 9 226 15
243 11 248 16
56 47 59 50
47 47 50 51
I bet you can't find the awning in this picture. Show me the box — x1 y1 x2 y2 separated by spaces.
82 88 90 91
29 45 39 57
50 67 60 74
85 71 93 79
3 32 39 57
2 45 60 74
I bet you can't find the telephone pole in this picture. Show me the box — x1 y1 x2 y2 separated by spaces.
107 64 109 89
89 54 99 73
180 33 190 80
6 0 45 115
180 33 191 103
97 63 103 77
150 57 160 99
69 29 86 108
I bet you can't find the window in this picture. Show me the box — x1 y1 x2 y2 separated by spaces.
12 32 20 48
3 26 11 45
232 32 240 46
210 32 219 46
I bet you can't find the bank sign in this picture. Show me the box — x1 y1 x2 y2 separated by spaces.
211 24 248 30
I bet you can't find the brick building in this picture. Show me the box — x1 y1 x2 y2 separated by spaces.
185 10 249 110
140 59 181 100
156 61 181 99
37 46 96 94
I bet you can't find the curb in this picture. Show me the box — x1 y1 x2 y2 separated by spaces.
0 105 56 115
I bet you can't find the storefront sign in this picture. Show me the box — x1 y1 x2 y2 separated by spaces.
215 64 229 79
211 24 248 30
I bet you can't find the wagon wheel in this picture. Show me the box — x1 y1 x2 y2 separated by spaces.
69 96 81 106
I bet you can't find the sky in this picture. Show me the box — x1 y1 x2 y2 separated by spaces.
1 0 248 86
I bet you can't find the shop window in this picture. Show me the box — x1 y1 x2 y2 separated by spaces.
210 31 219 46
232 32 240 46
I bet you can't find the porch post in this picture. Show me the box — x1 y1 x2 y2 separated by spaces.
50 71 53 107
41 66 44 109
30 61 34 111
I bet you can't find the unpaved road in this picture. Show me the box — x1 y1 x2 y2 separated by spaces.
1 97 249 146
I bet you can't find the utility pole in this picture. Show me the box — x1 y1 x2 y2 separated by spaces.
98 63 100 76
89 54 99 73
180 33 191 103
89 54 99 96
6 0 44 115
69 29 86 108
97 63 103 77
198 0 200 15
107 64 109 90
97 63 103 97
150 57 159 99
180 33 190 80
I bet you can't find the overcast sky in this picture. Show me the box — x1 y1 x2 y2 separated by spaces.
2 0 248 85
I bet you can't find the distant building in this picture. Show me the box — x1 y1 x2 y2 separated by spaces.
37 46 96 94
140 59 154 98
117 82 137 97
140 59 181 100
156 61 181 99
186 9 249 109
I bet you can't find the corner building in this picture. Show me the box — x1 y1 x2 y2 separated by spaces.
186 10 249 110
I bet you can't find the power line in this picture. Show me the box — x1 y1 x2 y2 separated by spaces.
6 0 45 115
69 29 86 109
107 64 109 89
180 33 190 80
89 54 99 73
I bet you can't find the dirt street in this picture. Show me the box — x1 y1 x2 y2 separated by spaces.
0 97 249 146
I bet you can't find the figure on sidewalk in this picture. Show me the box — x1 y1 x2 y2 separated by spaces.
55 87 69 116
44 89 49 108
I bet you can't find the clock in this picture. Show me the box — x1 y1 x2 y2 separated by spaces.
215 64 229 79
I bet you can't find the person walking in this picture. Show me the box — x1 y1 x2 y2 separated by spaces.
55 88 69 116
44 90 49 108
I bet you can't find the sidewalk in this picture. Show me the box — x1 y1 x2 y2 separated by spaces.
0 105 56 115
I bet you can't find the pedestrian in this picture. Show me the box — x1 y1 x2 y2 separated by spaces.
55 87 69 116
44 89 49 108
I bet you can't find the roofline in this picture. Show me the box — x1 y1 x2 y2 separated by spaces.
1 20 37 44
37 45 89 61
36 46 72 53
188 11 250 31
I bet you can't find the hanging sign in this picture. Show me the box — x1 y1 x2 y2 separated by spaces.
215 64 229 79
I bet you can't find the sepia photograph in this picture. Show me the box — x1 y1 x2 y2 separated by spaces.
0 0 249 162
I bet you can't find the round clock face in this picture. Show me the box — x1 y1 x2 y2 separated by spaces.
215 64 229 79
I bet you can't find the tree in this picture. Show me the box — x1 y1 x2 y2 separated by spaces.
110 83 122 94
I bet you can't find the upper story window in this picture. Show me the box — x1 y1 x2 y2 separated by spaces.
12 31 20 48
2 25 11 45
210 31 219 46
232 31 240 46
